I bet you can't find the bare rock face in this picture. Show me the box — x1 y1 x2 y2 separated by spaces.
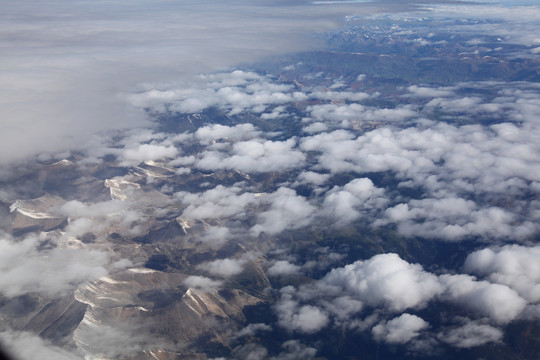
10 195 67 233
73 268 261 359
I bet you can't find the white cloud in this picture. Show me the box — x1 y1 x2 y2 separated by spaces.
463 245 540 303
197 256 252 278
407 85 456 98
195 123 261 144
197 138 306 173
295 171 330 186
176 185 257 220
274 251 534 337
196 226 232 246
320 253 443 311
182 275 223 291
307 103 417 125
251 187 316 236
439 321 503 348
129 71 308 116
269 340 317 360
121 144 178 164
0 331 82 360
372 313 429 344
322 178 387 225
0 234 110 298
276 290 329 333
440 274 527 324
267 260 301 276
301 83 540 240
234 323 272 338
309 90 370 102
2 0 378 164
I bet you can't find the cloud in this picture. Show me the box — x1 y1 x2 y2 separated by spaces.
302 122 329 134
196 226 233 247
195 123 261 144
320 253 443 312
4 0 415 165
74 318 159 359
267 260 302 276
182 275 223 291
438 320 503 348
274 254 439 334
407 85 455 98
307 103 417 126
57 199 127 218
0 233 110 298
56 198 147 236
310 90 370 102
276 289 330 333
372 313 429 344
463 245 540 303
295 171 331 186
322 178 387 225
176 185 257 220
274 251 534 341
234 323 272 338
197 255 252 278
231 343 268 360
269 340 317 360
197 138 306 173
251 187 316 235
300 82 540 240
130 71 308 116
120 144 179 164
0 331 82 360
440 274 527 324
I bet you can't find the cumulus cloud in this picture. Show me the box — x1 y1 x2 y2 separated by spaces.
0 331 82 360
74 318 161 359
307 103 417 127
234 323 272 338
267 260 302 276
176 185 257 220
58 199 127 218
182 276 223 291
372 313 429 344
56 198 147 236
197 138 306 173
251 187 316 236
407 85 455 98
322 178 387 225
270 340 317 360
130 71 308 116
309 90 370 102
300 82 540 240
196 226 233 247
197 255 253 278
276 289 330 333
120 144 178 164
320 253 443 311
440 274 527 324
274 252 534 341
195 123 261 144
438 320 503 348
295 171 331 186
0 234 110 298
463 245 540 303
